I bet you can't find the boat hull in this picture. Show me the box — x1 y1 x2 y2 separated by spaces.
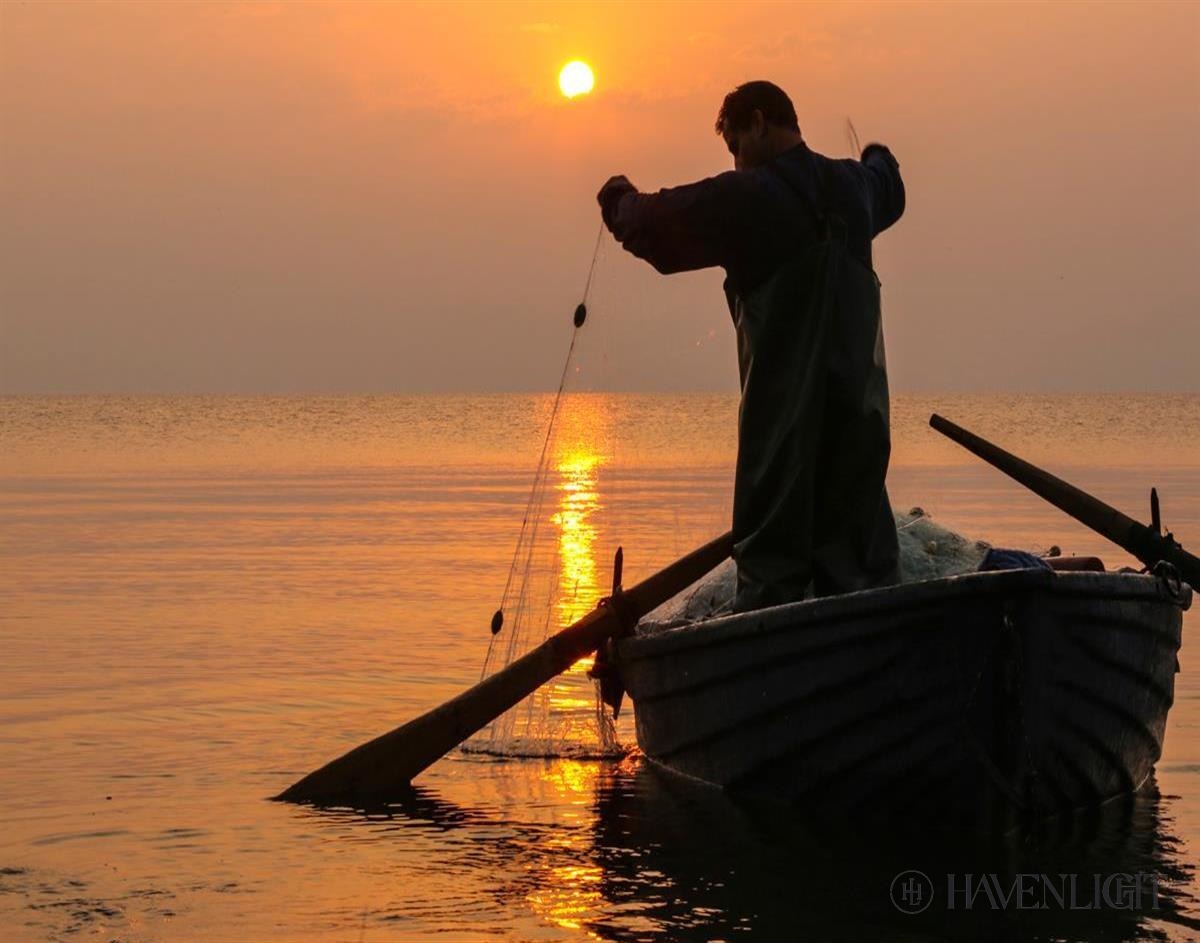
616 570 1189 828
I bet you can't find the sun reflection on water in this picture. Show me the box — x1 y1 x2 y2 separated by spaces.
525 760 606 936
536 395 630 749
553 449 602 628
550 446 608 703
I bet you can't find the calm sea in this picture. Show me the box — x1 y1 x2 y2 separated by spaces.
1 393 1197 941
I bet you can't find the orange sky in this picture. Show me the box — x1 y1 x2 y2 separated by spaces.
1 1 1196 393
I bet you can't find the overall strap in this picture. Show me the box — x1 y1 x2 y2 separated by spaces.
765 150 847 245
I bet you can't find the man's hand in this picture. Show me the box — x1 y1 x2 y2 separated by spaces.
597 175 637 230
860 143 895 165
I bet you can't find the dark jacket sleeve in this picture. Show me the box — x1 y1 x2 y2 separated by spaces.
859 143 905 235
603 171 756 275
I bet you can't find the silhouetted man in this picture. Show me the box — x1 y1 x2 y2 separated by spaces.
598 80 905 610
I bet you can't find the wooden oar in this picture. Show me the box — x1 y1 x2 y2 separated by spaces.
275 531 734 804
930 413 1199 587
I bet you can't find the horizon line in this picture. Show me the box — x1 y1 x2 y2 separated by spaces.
2 389 1196 398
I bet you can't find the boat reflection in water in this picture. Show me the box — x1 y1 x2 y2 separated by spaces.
309 754 1197 941
587 760 1199 941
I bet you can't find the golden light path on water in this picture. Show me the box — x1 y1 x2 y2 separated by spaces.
555 450 602 626
526 431 612 933
549 448 604 713
526 759 606 936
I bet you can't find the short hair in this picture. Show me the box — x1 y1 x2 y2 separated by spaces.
714 81 800 136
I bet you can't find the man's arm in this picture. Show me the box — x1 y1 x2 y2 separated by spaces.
597 171 756 275
858 143 905 235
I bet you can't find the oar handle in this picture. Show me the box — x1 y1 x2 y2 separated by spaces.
931 413 1141 540
930 414 1200 587
276 531 733 803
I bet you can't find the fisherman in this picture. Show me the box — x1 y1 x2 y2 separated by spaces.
598 80 906 611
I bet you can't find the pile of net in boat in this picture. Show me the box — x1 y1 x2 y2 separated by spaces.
639 507 994 630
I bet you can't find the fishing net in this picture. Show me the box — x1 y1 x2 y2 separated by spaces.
638 508 994 630
464 229 629 759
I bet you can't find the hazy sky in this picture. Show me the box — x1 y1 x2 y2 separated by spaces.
2 1 1197 393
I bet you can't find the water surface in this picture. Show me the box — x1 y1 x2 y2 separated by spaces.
1 393 1197 940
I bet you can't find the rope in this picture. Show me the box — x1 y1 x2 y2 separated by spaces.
480 222 607 679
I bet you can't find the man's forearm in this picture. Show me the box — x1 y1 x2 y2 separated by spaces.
599 177 732 275
860 144 905 233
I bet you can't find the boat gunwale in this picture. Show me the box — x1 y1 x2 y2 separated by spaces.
620 570 1189 662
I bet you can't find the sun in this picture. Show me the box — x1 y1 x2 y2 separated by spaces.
558 60 594 99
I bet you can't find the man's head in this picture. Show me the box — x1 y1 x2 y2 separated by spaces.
715 81 802 171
